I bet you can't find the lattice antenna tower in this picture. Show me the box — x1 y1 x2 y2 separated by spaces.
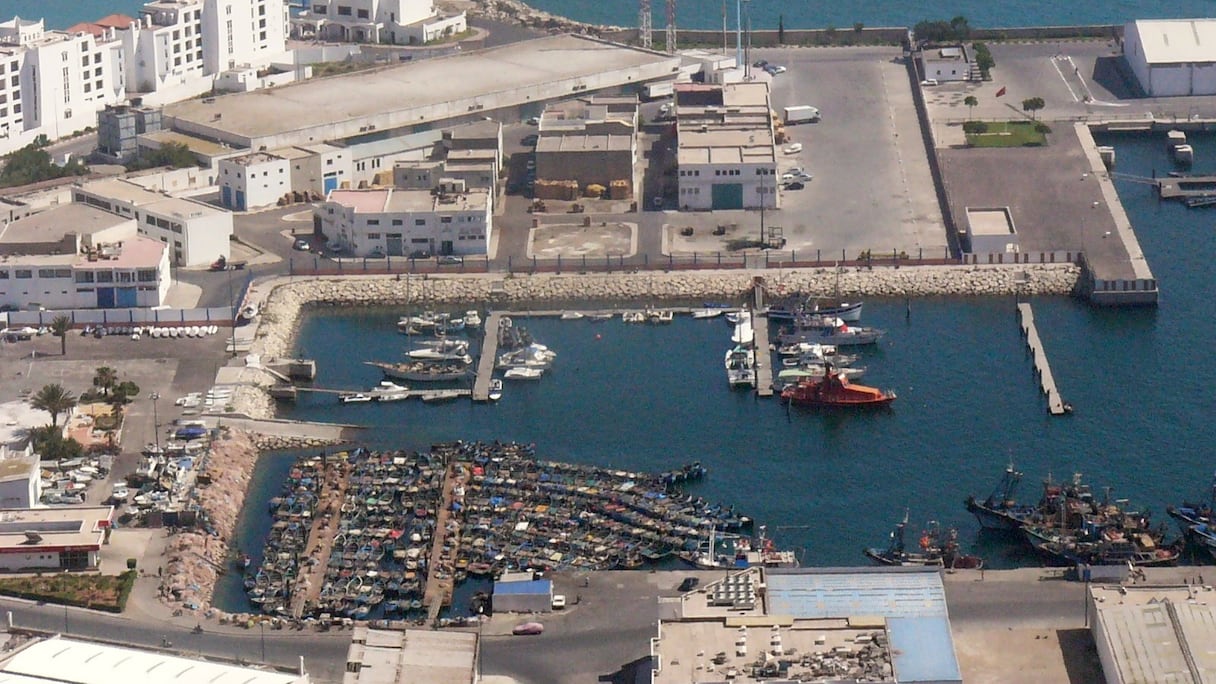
639 0 652 49
665 0 677 53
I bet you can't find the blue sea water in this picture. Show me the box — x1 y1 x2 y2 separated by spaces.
14 0 1216 32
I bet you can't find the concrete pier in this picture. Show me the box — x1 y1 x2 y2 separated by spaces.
422 459 462 622
472 312 504 401
751 283 774 397
1017 303 1068 416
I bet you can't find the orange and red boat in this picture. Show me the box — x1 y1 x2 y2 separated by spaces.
779 365 896 408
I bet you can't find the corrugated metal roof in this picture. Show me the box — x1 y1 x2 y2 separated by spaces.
888 616 962 682
765 568 949 619
494 579 552 596
1096 601 1194 683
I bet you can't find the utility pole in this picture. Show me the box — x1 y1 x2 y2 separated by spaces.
149 392 160 454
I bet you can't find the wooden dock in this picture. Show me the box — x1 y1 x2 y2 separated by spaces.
291 456 350 618
472 312 504 401
422 460 463 623
751 284 773 397
1017 303 1069 416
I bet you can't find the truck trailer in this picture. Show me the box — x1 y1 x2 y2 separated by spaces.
783 105 820 124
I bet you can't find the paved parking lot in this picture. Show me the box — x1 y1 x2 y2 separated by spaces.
667 47 948 259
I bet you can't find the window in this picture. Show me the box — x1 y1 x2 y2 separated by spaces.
96 271 113 283
391 219 403 226
367 233 381 239
440 217 452 224
357 9 369 18
415 219 425 226
312 4 327 13
118 272 133 283
14 270 31 279
75 271 94 283
366 219 379 226
337 5 352 15
0 271 7 279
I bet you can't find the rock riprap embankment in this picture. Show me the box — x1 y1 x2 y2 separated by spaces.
249 265 1078 360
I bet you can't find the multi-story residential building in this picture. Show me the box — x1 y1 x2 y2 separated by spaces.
72 177 233 267
95 102 163 162
0 203 171 310
293 0 466 45
675 82 779 211
316 186 491 258
0 17 126 155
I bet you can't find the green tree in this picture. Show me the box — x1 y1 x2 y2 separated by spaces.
111 380 141 405
963 95 978 120
28 425 83 461
1021 96 1046 121
0 144 88 188
30 384 77 428
914 16 970 44
93 366 118 398
125 143 198 171
972 42 995 78
50 315 71 356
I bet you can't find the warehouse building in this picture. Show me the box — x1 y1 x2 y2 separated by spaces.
316 186 490 258
0 506 113 572
535 96 638 197
1089 583 1216 684
344 625 476 684
218 151 290 211
0 204 171 310
394 121 502 191
162 34 682 151
1124 19 1216 97
73 177 233 267
675 82 779 211
652 567 962 684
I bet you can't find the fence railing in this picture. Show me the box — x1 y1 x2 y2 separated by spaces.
2 306 236 328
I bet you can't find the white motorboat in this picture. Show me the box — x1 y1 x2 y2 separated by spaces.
369 381 410 401
776 364 866 388
464 310 483 328
497 344 556 369
560 311 585 320
691 308 724 319
622 312 646 323
724 345 756 389
777 315 884 346
724 311 746 325
407 348 472 362
239 304 259 320
588 313 614 322
504 367 544 381
338 393 373 404
647 309 674 324
731 312 754 345
413 338 470 353
488 379 503 401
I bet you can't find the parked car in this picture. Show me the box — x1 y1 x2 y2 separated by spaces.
293 238 310 251
753 59 768 68
551 594 567 610
437 255 464 265
512 622 545 636
765 64 787 75
921 78 939 86
521 134 538 146
678 577 700 592
784 181 805 190
409 249 431 259
526 116 540 125
784 143 803 154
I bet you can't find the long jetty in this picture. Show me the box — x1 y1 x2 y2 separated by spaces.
472 312 504 401
1017 303 1068 416
422 459 462 623
751 283 774 397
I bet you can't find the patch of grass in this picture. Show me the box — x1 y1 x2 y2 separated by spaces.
966 120 1048 148
0 571 136 613
725 238 766 251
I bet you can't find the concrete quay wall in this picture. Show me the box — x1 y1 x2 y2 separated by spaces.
249 264 1079 361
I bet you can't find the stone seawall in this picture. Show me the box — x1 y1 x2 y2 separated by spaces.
250 265 1079 363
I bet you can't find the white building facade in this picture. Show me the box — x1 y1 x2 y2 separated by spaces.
217 150 289 210
0 18 127 155
1124 19 1216 97
317 187 490 257
73 178 232 267
293 0 466 45
675 82 779 211
0 456 40 509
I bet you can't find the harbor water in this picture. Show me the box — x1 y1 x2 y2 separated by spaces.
18 0 1216 33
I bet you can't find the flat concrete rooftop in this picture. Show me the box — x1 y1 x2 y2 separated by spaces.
536 134 632 153
328 188 489 213
0 506 112 551
0 205 129 244
165 34 679 146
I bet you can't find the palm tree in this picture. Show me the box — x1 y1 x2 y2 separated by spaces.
93 366 118 398
963 95 978 120
50 315 71 356
30 384 77 428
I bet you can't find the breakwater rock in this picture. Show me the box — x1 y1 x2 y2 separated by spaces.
250 265 1078 360
462 0 622 36
252 434 348 451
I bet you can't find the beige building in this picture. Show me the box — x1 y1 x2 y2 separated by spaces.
344 625 476 684
317 186 490 257
676 82 779 211
535 96 637 196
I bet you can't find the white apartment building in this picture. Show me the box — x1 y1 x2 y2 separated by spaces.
73 177 232 267
0 203 171 310
294 0 466 45
675 82 779 211
317 186 490 257
0 18 126 155
217 150 289 210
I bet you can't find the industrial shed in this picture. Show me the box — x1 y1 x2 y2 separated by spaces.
492 578 553 613
1124 19 1216 97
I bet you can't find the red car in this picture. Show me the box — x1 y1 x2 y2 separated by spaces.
512 622 544 636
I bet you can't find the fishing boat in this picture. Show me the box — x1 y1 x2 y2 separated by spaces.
588 313 614 322
622 311 646 323
239 303 259 321
464 310 482 329
367 381 410 401
1022 524 1181 567
775 365 865 389
780 365 895 408
647 309 674 324
338 393 373 404
407 348 472 362
777 315 884 346
366 360 472 382
560 311 585 320
488 379 503 402
767 298 863 323
497 344 557 369
683 524 798 570
504 367 544 380
691 308 724 319
724 346 756 389
864 513 983 569
964 464 1040 531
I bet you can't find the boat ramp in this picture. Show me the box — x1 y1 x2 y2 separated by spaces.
1017 303 1070 416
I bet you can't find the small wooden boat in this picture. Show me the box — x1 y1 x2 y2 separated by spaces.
488 379 503 402
560 311 585 320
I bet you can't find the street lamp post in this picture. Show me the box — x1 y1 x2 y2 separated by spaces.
149 392 160 454
259 622 266 663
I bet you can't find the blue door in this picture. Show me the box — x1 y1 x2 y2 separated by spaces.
97 287 115 308
117 287 138 307
323 174 338 195
235 190 246 211
221 186 232 208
